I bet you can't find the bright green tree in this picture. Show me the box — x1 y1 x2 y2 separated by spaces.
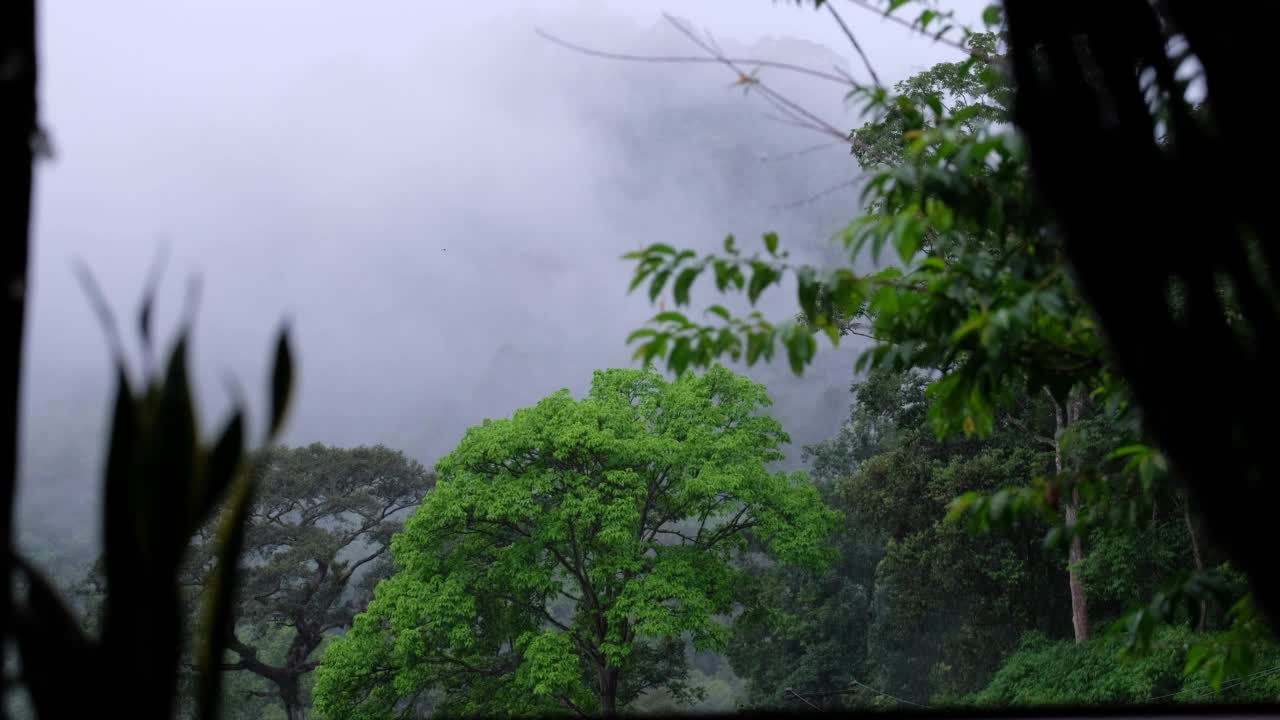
312 366 838 717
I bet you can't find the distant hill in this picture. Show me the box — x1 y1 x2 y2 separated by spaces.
17 7 869 578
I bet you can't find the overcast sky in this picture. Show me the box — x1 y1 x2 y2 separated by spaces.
21 0 984 556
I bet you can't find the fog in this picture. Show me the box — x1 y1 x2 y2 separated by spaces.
19 0 982 563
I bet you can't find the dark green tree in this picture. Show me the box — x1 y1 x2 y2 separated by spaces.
182 444 434 720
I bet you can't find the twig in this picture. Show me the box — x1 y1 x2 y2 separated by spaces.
774 176 862 210
534 28 859 88
843 0 991 61
662 14 851 142
825 2 883 87
758 139 848 162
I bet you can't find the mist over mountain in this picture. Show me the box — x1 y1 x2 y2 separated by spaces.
19 6 871 573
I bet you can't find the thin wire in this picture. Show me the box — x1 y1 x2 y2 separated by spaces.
849 678 932 708
825 2 882 88
1147 661 1280 703
786 687 823 711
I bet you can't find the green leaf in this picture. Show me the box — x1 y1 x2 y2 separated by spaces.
191 410 244 533
951 314 987 343
723 235 737 254
626 328 659 344
747 264 778 305
783 325 816 376
669 336 694 374
649 270 671 303
893 215 922 263
627 268 654 294
823 324 840 345
871 286 899 315
100 369 141 651
763 232 779 255
796 272 820 321
746 333 767 366
673 268 700 306
196 474 258 720
982 4 1003 26
648 243 677 256
653 311 690 326
153 335 197 565
706 305 731 321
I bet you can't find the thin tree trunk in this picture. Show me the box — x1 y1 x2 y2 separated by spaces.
1064 496 1090 642
1052 388 1090 642
1183 494 1208 631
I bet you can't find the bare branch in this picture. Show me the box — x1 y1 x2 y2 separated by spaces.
761 111 830 136
534 28 859 88
334 544 389 586
774 176 861 210
652 528 698 544
758 139 848 163
844 327 880 341
661 14 852 143
826 2 883 87
226 633 286 681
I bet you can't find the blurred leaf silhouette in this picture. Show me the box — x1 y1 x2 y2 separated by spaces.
8 264 293 720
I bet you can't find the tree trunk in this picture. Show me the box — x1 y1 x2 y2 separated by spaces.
1183 494 1208 631
1064 497 1090 642
599 665 619 716
1053 389 1090 642
277 676 306 720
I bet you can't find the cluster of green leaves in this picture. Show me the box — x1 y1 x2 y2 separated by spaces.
9 276 293 720
623 28 1102 439
620 0 1274 694
312 367 839 718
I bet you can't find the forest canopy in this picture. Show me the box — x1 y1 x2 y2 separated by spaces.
3 0 1279 718
312 367 838 717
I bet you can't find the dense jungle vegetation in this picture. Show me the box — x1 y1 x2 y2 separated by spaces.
3 0 1280 718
